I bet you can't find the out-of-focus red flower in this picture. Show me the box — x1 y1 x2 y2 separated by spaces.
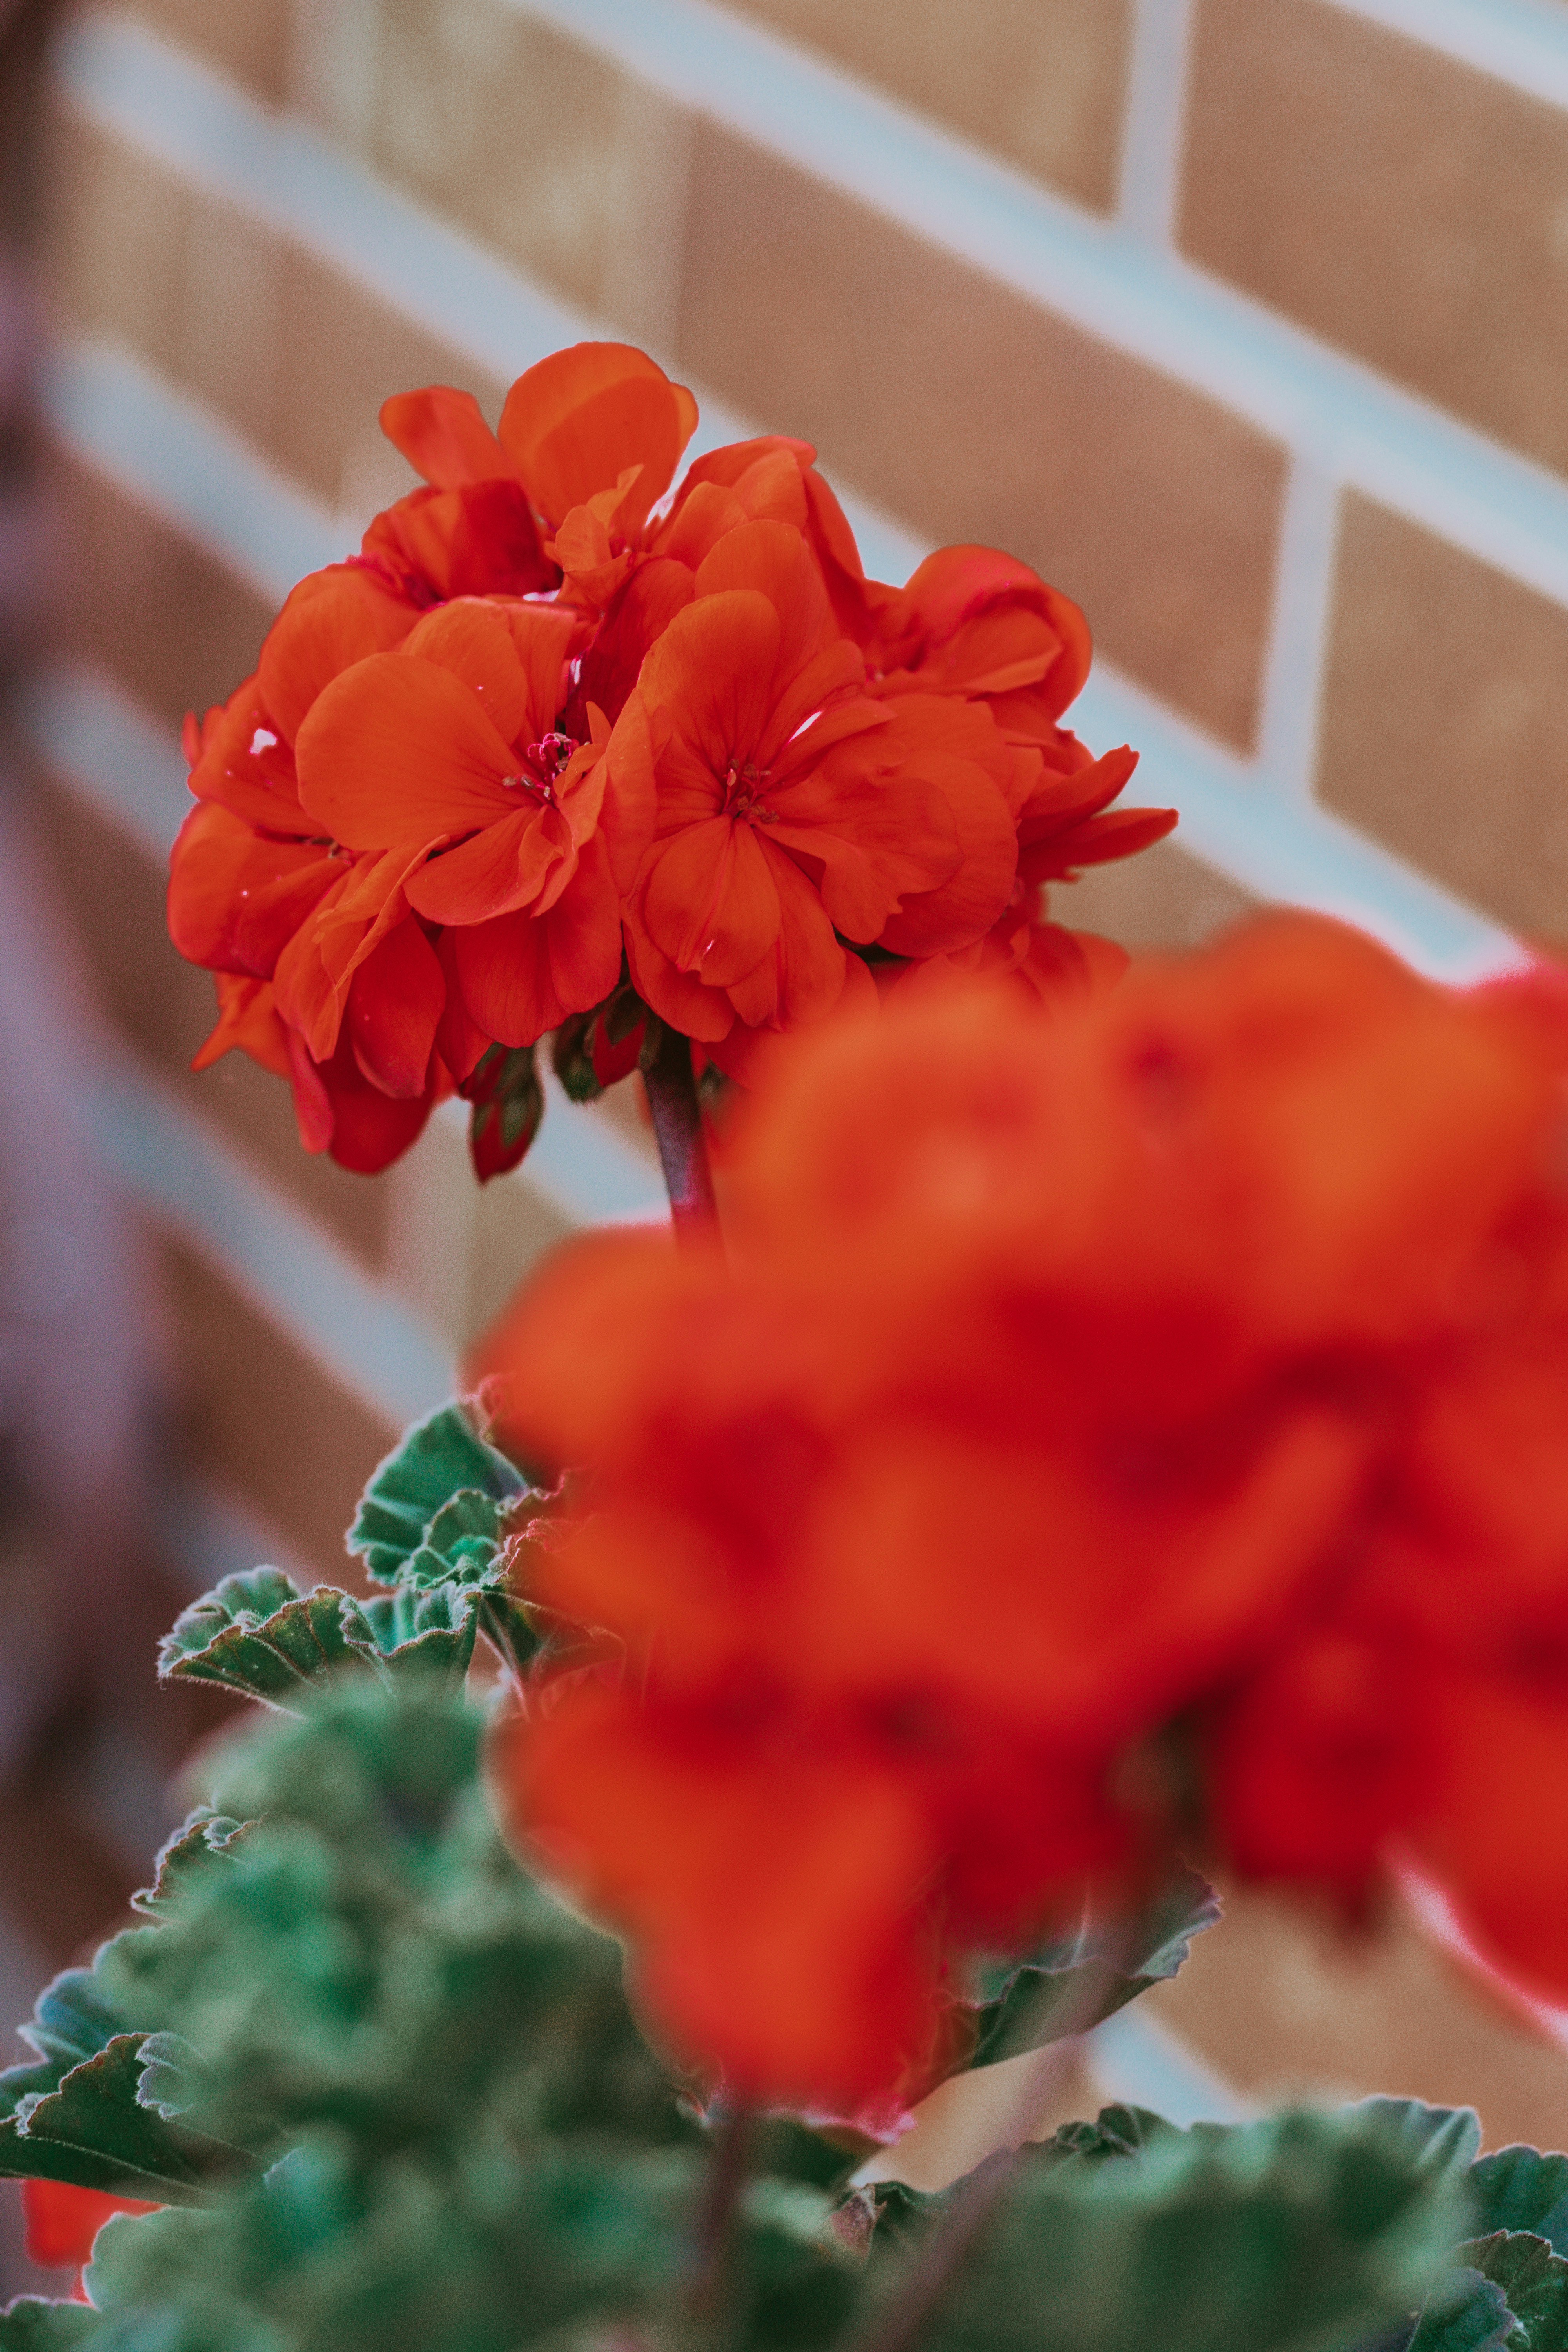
22 2180 158 2301
474 914 1568 2113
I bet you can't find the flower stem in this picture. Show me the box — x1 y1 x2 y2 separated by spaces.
847 1953 1125 2352
690 2103 753 2321
644 1024 721 1244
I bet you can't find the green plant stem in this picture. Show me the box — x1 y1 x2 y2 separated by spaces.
690 2103 753 2323
644 1025 721 1246
846 1954 1124 2352
477 1593 528 1697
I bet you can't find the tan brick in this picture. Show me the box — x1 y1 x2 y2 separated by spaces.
46 445 273 734
154 1231 397 1579
363 0 693 348
677 123 1286 751
272 243 501 517
177 187 285 463
26 769 392 1271
1149 1881 1568 2155
1054 839 1258 951
1182 0 1568 483
381 1107 574 1355
724 0 1131 215
40 103 191 384
42 107 486 517
115 0 293 106
1316 494 1568 949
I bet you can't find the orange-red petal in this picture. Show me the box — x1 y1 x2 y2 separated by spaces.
379 385 513 488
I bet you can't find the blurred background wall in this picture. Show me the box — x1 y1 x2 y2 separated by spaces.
2 0 1568 2272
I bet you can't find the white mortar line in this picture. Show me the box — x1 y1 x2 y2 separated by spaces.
1117 0 1199 252
59 5 1568 623
88 1051 457 1428
1323 0 1568 111
1256 457 1343 806
492 0 1568 614
44 338 345 604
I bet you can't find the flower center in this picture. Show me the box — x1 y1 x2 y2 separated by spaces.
504 732 577 802
722 759 775 824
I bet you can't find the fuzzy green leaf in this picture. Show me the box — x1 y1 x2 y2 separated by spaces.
131 1813 251 1922
0 1961 134 2111
339 1583 482 1688
96 1682 696 2165
348 1403 528 1586
157 1572 368 1708
0 2304 99 2348
1459 2230 1568 2347
3 2035 253 2204
423 1491 508 1583
964 1872 1222 2071
1039 2103 1184 2168
884 2100 1466 2352
1406 2268 1520 2352
1364 2101 1483 2188
80 2131 704 2352
1472 2151 1568 2258
475 1591 543 1680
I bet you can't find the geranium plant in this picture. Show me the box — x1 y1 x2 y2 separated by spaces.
3 344 1566 2350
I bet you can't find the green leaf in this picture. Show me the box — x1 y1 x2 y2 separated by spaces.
98 1681 694 2166
157 1572 369 1708
475 1592 542 1680
0 1960 136 2112
735 2171 863 2352
0 1941 243 2198
339 1584 482 1687
1472 2151 1568 2256
348 1403 528 1587
131 1813 251 1922
852 2178 945 2253
1359 2101 1483 2189
1040 2103 1184 2169
1460 2231 1568 2347
3 2035 254 2204
0 2303 99 2348
879 2100 1467 2352
424 1490 508 1581
80 2131 702 2352
963 1871 1221 2071
1406 2268 1519 2352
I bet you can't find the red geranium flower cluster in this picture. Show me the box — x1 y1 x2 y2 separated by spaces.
167 341 1173 1175
474 914 1568 2122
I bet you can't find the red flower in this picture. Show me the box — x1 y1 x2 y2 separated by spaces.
169 576 463 1169
381 343 698 597
476 915 1568 2110
22 2180 158 2302
169 337 1178 1182
294 597 637 1049
615 521 1022 1081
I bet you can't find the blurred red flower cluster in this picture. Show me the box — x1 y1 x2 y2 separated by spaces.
21 2181 157 2301
477 914 1568 2122
167 342 1172 1175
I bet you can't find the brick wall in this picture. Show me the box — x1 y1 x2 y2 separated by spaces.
28 0 1568 2145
